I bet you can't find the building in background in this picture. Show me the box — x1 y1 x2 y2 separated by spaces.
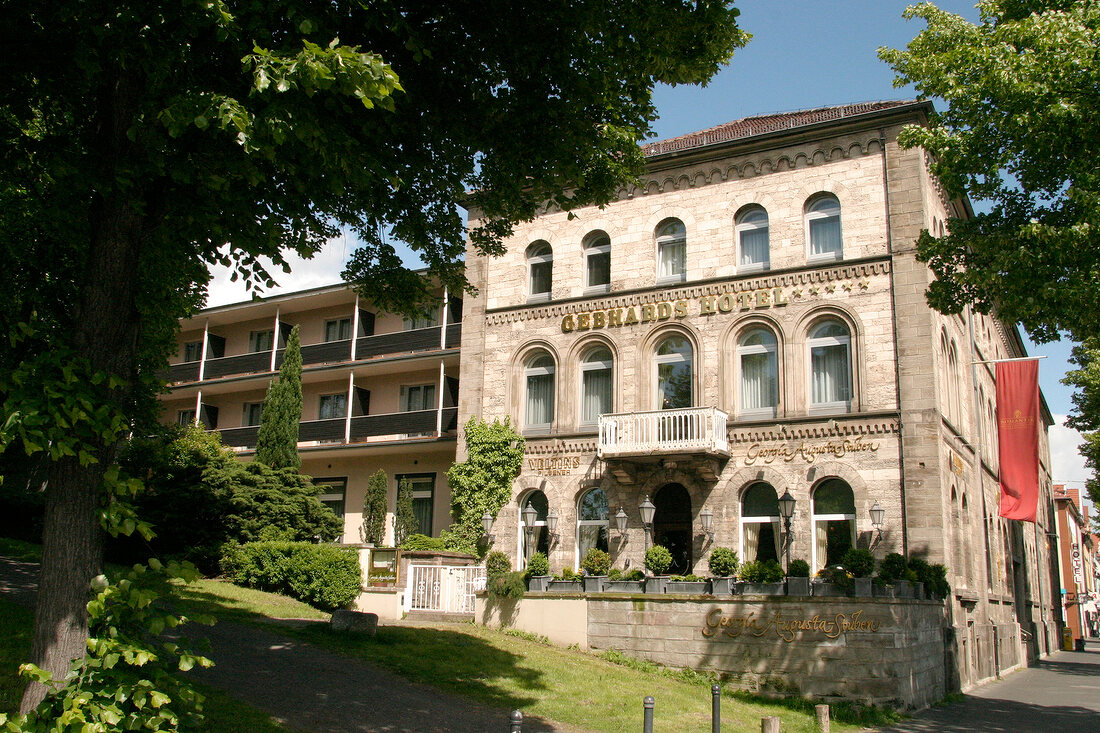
458 100 1061 690
162 283 462 544
1054 485 1096 643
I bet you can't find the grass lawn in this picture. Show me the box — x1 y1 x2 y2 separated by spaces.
170 578 330 623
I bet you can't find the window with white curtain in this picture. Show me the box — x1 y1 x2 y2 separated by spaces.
580 347 613 426
806 195 843 261
808 320 851 412
655 336 693 409
584 232 611 292
738 328 778 418
524 352 555 432
655 219 686 283
736 207 770 271
576 488 609 569
740 482 781 564
811 479 856 571
527 241 553 301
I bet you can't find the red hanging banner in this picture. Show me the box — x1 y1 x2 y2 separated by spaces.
995 359 1040 522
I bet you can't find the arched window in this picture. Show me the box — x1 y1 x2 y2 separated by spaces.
584 232 611 292
518 490 549 569
527 241 553 301
580 346 613 426
655 336 693 409
806 195 842 260
576 488 609 568
812 478 855 571
940 329 953 423
740 483 780 564
655 219 686 283
524 352 555 432
808 320 851 412
736 206 769 271
738 328 778 418
949 339 962 425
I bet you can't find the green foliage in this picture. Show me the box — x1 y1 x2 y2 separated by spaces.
254 325 302 470
398 533 448 551
220 541 360 611
909 558 951 598
644 545 672 576
526 551 549 578
668 575 703 582
394 477 418 546
555 568 579 581
484 551 511 579
1063 341 1100 523
446 418 525 552
739 560 784 583
486 571 526 600
817 564 854 593
501 628 550 646
786 559 811 578
361 470 388 545
841 548 876 578
0 560 213 732
707 547 739 577
879 1 1100 344
623 569 644 582
579 548 611 576
877 553 909 584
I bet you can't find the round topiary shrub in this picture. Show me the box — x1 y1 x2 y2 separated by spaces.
644 545 673 575
739 559 783 583
787 558 811 577
877 552 908 584
487 570 527 599
526 551 549 577
841 548 876 578
580 547 611 576
485 550 511 578
708 547 739 577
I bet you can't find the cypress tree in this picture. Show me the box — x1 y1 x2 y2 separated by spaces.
395 476 419 545
362 469 388 545
255 324 302 469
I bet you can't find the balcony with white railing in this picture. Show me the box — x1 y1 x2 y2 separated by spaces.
597 407 730 460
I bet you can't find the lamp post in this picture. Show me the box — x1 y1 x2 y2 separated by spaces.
546 509 559 545
700 505 714 541
522 501 538 561
639 495 656 551
615 507 628 534
481 510 495 546
869 501 885 550
778 490 796 573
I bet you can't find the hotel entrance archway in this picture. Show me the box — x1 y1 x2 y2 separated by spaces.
652 483 692 574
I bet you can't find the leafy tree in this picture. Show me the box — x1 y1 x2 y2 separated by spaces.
1063 340 1100 528
878 1 1100 344
394 476 418 545
446 417 525 552
0 0 746 710
255 324 303 470
361 469 388 545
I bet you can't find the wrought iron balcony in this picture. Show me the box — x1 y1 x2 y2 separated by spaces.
597 407 730 460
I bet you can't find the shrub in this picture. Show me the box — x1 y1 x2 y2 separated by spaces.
485 550 511 578
669 574 704 582
877 552 908 584
580 547 611 575
708 547 739 576
817 564 854 592
644 545 673 575
624 569 645 581
740 559 783 583
558 567 579 581
361 469 388 545
221 541 360 611
787 558 811 577
608 568 622 580
399 533 449 551
841 548 876 578
487 570 527 599
909 558 951 597
526 551 549 577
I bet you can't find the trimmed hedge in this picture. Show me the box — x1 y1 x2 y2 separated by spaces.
221 541 360 611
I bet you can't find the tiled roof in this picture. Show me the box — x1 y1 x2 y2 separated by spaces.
642 100 917 157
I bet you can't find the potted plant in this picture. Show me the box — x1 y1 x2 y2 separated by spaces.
841 548 876 597
665 574 709 594
874 552 911 598
708 547 739 595
604 568 646 593
739 559 785 595
813 564 853 596
785 558 811 596
525 551 550 592
580 547 611 592
644 545 673 593
547 567 583 592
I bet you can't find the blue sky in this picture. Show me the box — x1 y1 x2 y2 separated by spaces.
206 1 1090 488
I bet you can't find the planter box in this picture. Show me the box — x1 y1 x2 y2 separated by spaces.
874 580 913 598
741 582 784 596
645 576 669 594
546 580 582 593
853 577 874 597
582 576 607 593
913 582 925 600
665 581 709 595
786 576 811 596
603 580 645 593
812 582 849 597
710 577 737 595
527 575 551 592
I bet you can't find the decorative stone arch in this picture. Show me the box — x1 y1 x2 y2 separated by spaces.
791 305 864 415
565 333 620 431
718 312 786 418
511 340 562 433
515 478 560 570
637 322 704 412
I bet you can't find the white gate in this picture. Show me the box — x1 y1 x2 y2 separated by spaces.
404 564 486 614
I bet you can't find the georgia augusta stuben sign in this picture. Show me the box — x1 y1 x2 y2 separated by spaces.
702 607 881 642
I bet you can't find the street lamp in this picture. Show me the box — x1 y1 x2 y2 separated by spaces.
869 501 885 549
481 510 495 545
522 501 538 560
639 495 656 550
778 490 796 573
615 507 628 534
546 509 559 544
700 505 714 540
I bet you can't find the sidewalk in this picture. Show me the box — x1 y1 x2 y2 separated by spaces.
881 639 1100 732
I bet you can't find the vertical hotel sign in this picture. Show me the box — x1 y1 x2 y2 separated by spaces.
996 359 1040 522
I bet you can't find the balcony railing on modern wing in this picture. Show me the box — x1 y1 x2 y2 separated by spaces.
598 407 730 460
215 407 459 449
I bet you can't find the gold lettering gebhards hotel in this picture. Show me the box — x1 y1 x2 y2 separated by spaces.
702 608 881 642
561 288 788 333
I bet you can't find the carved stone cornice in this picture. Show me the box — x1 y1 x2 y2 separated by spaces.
729 418 900 445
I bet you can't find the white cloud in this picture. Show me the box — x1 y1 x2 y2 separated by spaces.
1050 414 1091 495
204 235 354 308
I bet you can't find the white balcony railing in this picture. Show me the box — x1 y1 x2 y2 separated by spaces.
598 407 730 460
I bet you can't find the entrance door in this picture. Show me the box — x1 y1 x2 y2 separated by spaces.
652 483 692 574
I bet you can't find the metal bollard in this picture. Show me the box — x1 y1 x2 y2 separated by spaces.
510 709 522 732
711 684 721 733
643 695 655 733
761 715 781 733
815 704 830 733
